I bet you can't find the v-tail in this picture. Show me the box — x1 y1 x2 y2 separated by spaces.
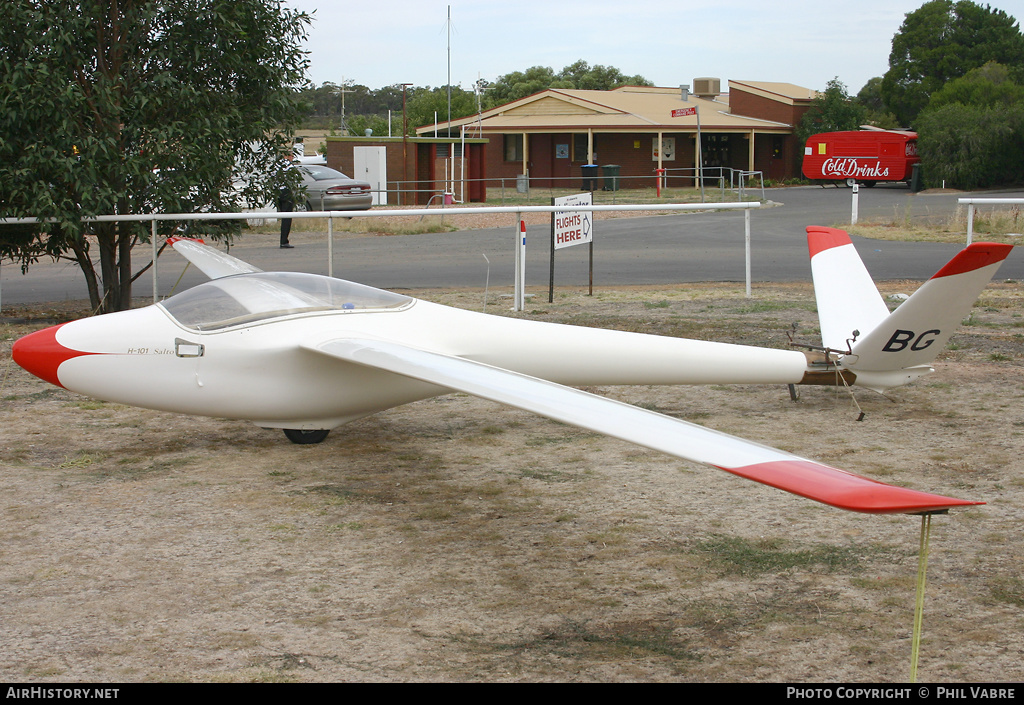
805 226 1012 391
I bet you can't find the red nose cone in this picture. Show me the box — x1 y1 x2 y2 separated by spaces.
12 324 95 388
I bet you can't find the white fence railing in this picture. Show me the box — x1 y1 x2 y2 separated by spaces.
958 198 1024 246
1 201 761 311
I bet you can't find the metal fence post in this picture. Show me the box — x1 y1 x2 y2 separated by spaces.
745 209 752 299
1 201 762 307
152 220 159 303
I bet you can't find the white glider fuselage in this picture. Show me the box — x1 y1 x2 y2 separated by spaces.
34 285 810 430
15 236 1004 515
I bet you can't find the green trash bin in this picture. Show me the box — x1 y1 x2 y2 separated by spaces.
909 163 923 193
602 164 621 191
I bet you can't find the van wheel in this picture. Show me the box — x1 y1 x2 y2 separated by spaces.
283 429 330 444
845 178 858 188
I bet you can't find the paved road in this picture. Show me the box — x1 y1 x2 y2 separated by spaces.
3 185 1023 305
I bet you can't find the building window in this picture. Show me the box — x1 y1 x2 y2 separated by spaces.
573 134 592 162
437 143 464 159
772 136 784 160
703 134 730 167
504 134 524 162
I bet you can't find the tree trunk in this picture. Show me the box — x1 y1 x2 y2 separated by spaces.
96 223 121 315
68 223 135 315
68 233 102 312
117 221 133 310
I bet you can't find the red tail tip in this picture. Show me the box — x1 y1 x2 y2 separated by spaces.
807 226 853 258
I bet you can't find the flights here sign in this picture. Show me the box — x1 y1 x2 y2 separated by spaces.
553 192 593 250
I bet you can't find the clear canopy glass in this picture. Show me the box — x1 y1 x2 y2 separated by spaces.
160 272 411 331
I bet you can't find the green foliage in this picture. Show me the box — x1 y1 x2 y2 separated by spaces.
855 77 902 129
483 65 567 107
0 0 310 312
916 103 1023 188
483 60 652 108
927 61 1024 110
297 82 482 135
295 82 408 132
296 61 654 135
796 78 866 146
915 63 1024 189
345 114 393 139
856 77 886 113
881 0 1024 126
406 86 478 133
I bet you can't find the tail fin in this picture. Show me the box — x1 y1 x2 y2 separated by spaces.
807 226 1012 390
807 226 890 352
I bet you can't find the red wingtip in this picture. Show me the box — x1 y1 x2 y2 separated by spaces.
166 236 205 246
718 459 984 515
807 226 853 259
12 324 97 388
932 242 1013 279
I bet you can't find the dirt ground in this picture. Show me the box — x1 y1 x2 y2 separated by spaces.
2 280 1023 683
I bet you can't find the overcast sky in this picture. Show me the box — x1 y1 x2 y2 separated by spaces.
281 0 1002 96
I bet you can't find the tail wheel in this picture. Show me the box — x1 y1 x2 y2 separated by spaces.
283 429 330 444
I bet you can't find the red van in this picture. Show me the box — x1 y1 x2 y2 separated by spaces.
802 130 920 187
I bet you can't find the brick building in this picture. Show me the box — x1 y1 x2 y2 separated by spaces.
324 135 488 206
417 79 816 190
322 79 816 203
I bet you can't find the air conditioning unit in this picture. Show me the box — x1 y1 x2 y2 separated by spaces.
693 78 721 98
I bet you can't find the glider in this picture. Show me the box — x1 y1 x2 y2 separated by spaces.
12 229 1011 515
805 227 1013 390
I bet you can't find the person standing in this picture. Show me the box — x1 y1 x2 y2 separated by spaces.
277 180 294 248
276 155 297 248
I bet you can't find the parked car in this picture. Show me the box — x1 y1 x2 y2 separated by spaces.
296 165 373 211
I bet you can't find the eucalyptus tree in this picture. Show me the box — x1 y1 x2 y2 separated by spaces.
0 0 311 312
881 0 1024 126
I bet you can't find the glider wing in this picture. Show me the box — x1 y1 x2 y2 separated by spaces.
167 237 263 279
303 336 981 515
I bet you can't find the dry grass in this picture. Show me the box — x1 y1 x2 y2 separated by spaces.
849 203 1024 245
1 282 1023 682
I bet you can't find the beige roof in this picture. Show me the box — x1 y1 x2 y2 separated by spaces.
728 80 819 104
417 82 813 135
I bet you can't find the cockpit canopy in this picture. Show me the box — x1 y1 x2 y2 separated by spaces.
160 272 412 331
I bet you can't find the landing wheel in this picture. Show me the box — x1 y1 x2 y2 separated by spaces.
283 428 330 444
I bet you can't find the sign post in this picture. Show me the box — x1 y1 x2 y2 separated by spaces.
550 192 594 301
671 105 702 201
514 216 526 311
851 182 860 225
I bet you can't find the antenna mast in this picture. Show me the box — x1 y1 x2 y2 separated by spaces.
446 5 452 135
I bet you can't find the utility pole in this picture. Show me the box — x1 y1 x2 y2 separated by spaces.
446 5 453 137
401 83 413 206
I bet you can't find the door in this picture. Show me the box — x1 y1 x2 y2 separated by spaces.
353 146 388 205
